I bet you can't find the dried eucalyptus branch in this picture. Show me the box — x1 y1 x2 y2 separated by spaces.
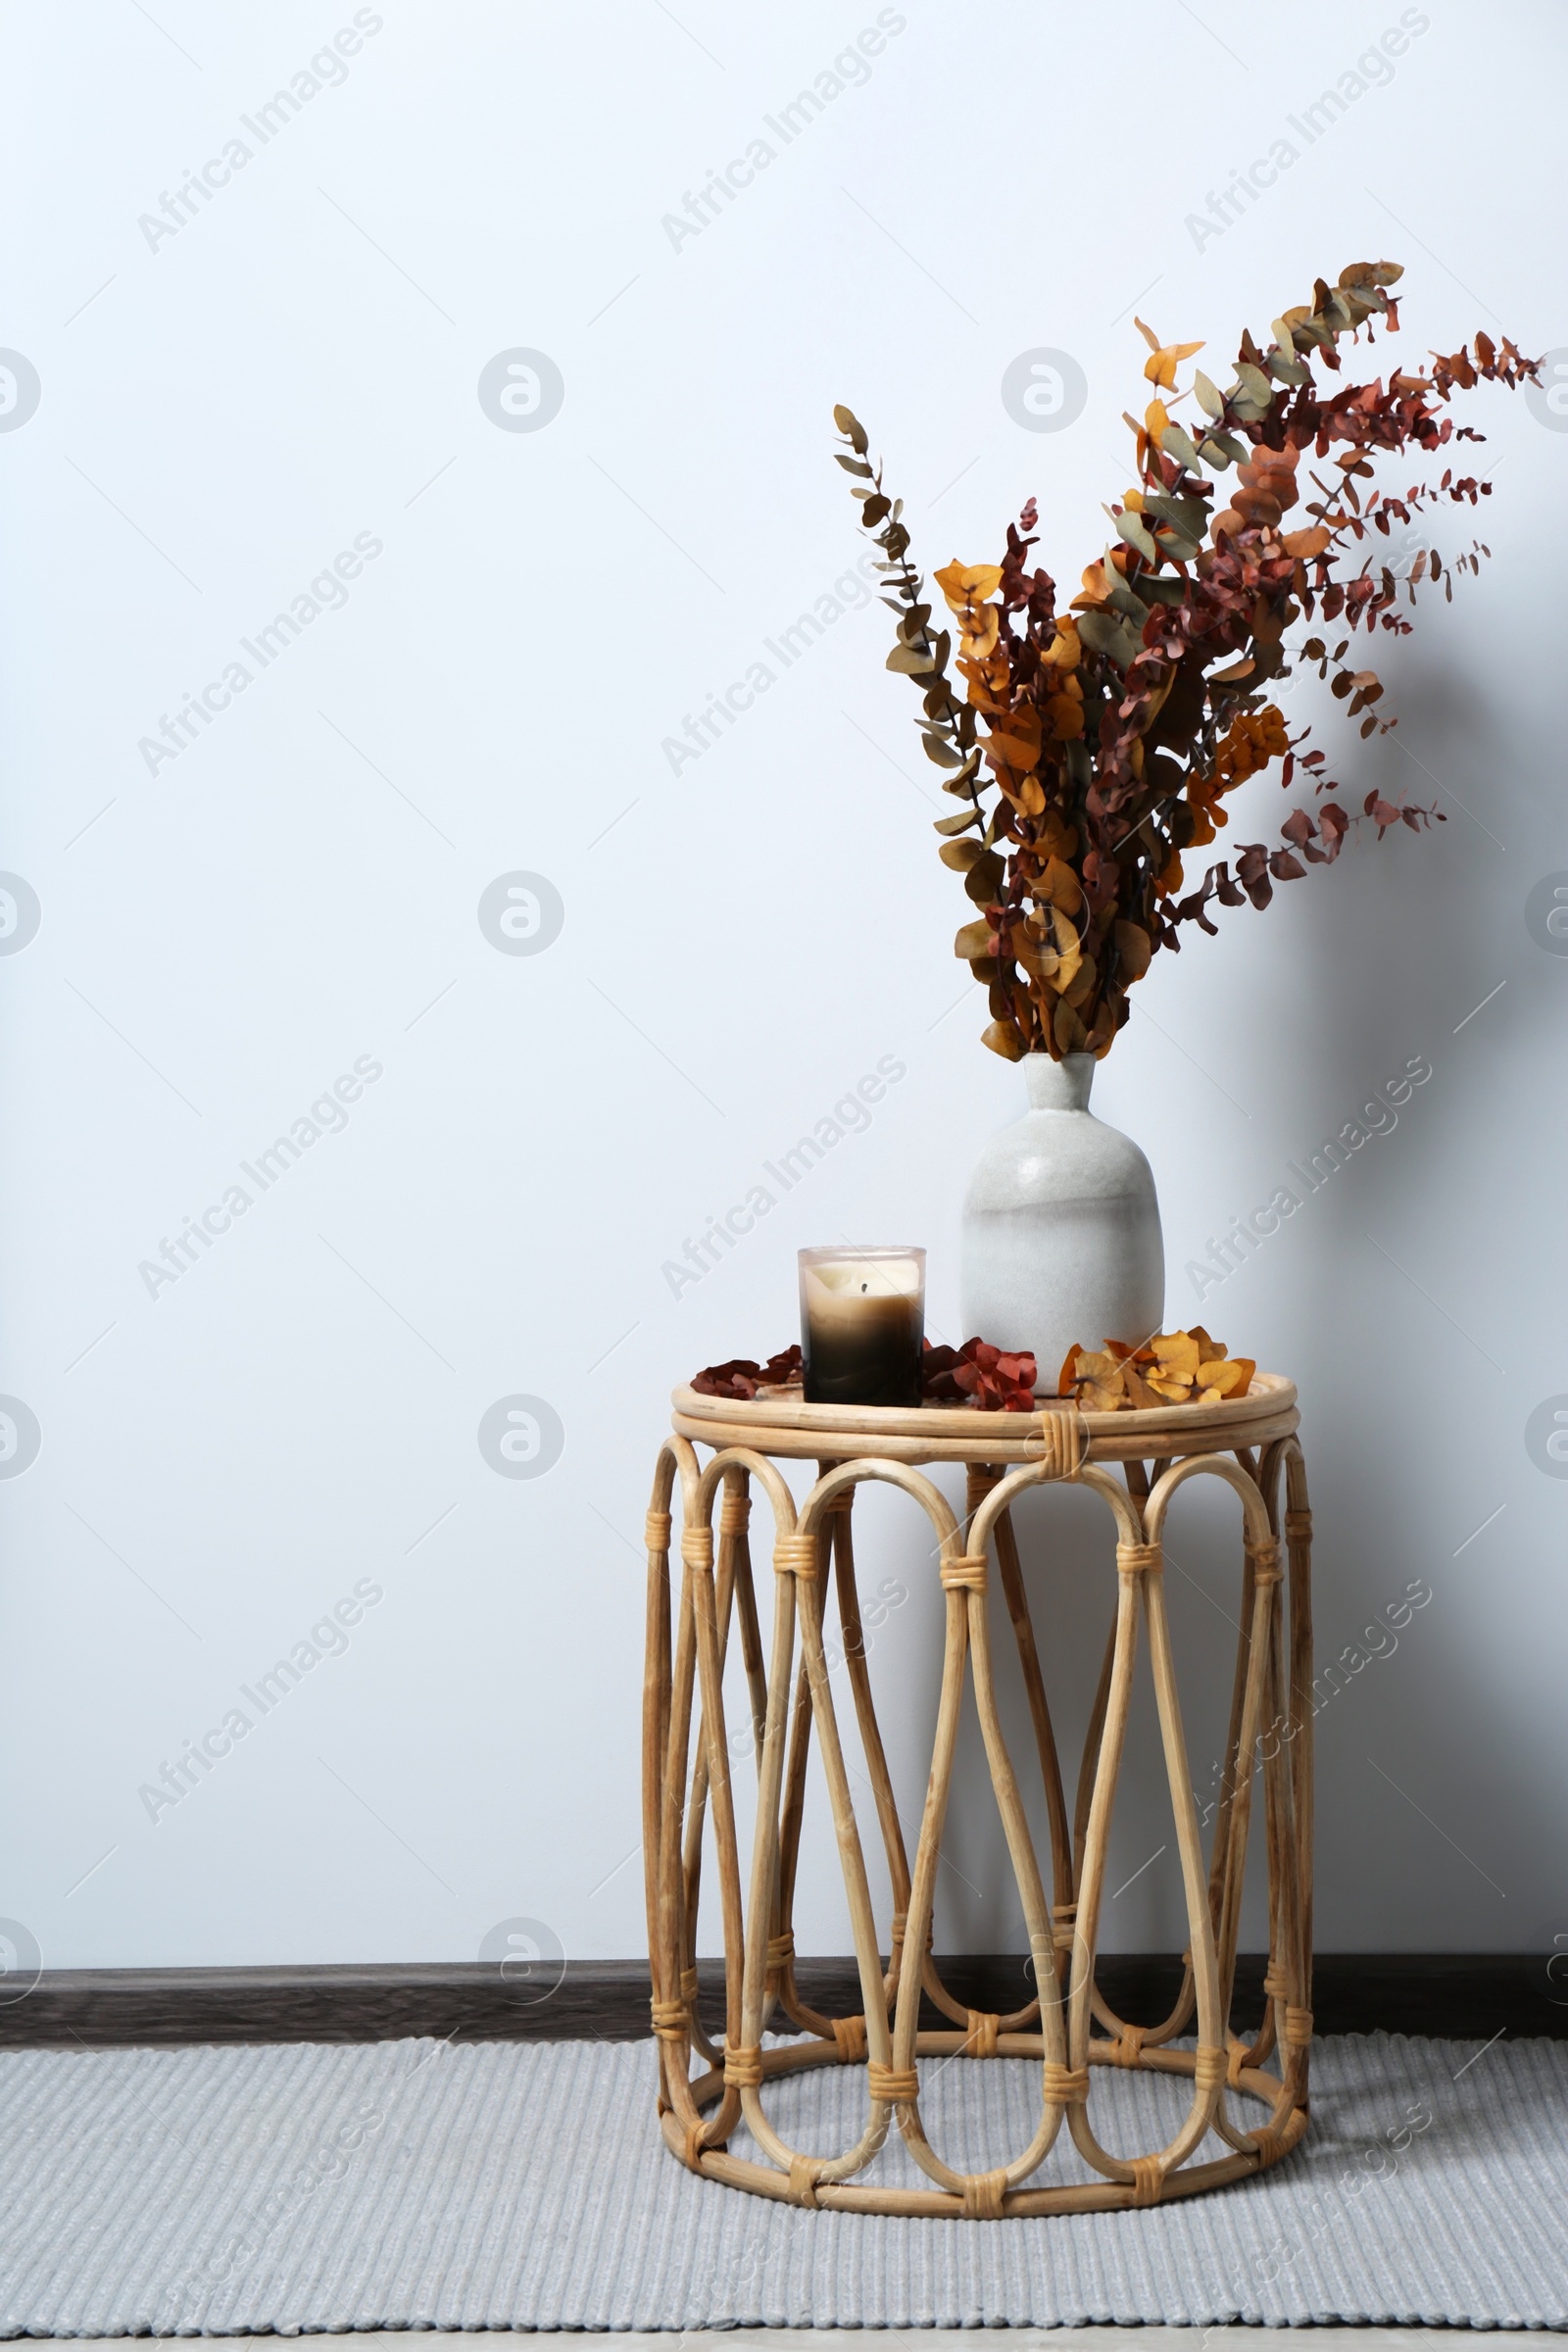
835 264 1538 1059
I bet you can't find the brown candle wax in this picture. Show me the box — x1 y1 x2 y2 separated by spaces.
799 1250 925 1407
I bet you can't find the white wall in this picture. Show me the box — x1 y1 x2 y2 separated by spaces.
2 0 1564 1981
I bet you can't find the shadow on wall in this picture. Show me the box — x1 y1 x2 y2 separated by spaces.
773 660 1558 1958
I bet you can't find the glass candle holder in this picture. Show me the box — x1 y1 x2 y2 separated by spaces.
798 1247 926 1408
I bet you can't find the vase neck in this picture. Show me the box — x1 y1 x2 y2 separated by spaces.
1024 1052 1094 1112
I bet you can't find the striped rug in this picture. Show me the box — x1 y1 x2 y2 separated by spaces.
1 2033 1563 2331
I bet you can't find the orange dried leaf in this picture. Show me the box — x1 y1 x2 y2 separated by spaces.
1072 1349 1128 1413
1140 328 1205 390
934 560 1003 610
1063 1347 1127 1408
983 706 1043 765
1070 561 1114 612
1114 918 1152 980
980 1018 1025 1061
1152 1331 1200 1379
1039 856 1084 915
958 608 1001 660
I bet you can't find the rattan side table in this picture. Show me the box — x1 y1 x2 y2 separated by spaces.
643 1377 1314 2218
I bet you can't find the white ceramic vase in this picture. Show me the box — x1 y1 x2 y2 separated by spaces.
959 1054 1165 1387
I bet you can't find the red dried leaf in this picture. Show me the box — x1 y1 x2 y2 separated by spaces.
691 1345 803 1399
923 1336 1039 1411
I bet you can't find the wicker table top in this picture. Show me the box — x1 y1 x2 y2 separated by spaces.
671 1370 1298 1466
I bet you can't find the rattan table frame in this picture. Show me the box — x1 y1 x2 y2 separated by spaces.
643 1375 1313 2218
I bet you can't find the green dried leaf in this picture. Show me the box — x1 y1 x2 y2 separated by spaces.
886 644 935 674
1104 568 1152 624
1117 511 1160 564
1144 491 1210 539
1192 369 1224 420
1076 608 1143 671
1160 422 1205 473
1266 350 1310 386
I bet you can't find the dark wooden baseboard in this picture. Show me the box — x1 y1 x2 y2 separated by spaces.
1 1953 1560 2048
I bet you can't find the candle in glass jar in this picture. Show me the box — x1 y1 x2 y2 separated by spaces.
799 1247 926 1408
